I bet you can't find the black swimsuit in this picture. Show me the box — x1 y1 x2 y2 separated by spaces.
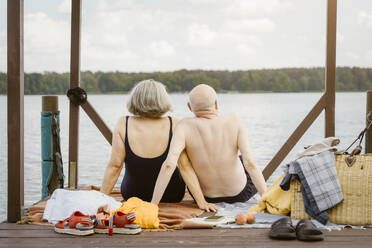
120 116 185 202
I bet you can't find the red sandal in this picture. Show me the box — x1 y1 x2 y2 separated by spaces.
54 211 94 236
95 211 141 235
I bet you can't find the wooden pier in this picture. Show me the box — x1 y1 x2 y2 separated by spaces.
6 0 341 224
5 3 372 247
1 224 372 248
4 2 372 247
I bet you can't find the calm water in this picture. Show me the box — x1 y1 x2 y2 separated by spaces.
0 93 366 221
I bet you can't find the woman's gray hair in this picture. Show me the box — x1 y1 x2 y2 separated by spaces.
127 79 172 117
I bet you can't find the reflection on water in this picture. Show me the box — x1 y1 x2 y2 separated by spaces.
0 92 366 221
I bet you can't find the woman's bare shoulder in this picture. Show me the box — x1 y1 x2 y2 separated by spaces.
115 116 126 128
113 116 127 138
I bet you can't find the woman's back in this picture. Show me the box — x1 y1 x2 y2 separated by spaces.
121 116 185 202
125 117 172 158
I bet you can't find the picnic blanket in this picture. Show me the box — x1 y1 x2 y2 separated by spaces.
187 194 363 231
24 186 212 230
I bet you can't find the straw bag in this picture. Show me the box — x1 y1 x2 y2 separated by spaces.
291 121 372 225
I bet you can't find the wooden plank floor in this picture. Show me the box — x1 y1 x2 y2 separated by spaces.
1 224 372 248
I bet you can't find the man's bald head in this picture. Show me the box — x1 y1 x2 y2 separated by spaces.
188 84 218 112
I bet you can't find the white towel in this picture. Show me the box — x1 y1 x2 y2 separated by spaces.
43 189 122 224
292 137 339 161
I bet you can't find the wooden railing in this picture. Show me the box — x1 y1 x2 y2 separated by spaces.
6 0 338 222
264 0 337 179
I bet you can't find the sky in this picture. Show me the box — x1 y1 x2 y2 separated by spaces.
0 0 371 73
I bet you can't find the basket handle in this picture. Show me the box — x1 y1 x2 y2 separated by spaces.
343 113 372 167
344 112 372 153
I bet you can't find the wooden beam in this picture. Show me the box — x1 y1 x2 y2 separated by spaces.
325 0 337 137
366 91 372 153
7 0 24 222
68 0 82 189
81 101 113 145
262 94 326 180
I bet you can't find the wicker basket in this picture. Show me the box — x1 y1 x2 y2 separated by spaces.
290 154 372 225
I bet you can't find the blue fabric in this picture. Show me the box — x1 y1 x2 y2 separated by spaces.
41 161 53 199
279 172 293 191
41 111 62 199
41 112 53 161
293 161 330 225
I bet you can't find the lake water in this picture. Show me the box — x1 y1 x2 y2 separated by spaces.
0 92 366 221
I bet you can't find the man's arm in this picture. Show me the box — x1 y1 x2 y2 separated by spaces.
178 151 219 212
151 122 187 204
237 116 267 196
100 118 125 195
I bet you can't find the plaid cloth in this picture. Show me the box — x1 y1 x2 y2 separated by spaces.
281 151 343 224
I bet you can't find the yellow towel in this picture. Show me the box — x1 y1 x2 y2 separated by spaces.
249 173 291 215
112 197 160 229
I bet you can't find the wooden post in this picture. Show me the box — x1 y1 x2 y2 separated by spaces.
325 0 337 137
366 91 372 153
42 96 58 113
68 0 82 189
7 0 24 223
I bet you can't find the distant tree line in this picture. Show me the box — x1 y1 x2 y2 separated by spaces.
0 67 371 95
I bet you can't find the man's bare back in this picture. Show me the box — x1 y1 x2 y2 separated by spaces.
151 84 267 209
181 114 247 197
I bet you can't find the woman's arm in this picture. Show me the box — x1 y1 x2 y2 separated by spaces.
178 151 219 212
100 117 126 195
151 121 186 204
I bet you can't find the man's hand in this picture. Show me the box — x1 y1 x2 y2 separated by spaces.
197 201 220 212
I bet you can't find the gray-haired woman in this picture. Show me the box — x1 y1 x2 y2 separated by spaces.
100 79 185 202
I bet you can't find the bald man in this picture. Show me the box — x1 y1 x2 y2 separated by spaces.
151 84 267 211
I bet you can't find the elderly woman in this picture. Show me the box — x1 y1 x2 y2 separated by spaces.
100 79 185 202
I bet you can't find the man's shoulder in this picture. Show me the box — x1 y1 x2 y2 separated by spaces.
179 117 197 123
174 117 195 130
220 113 240 121
178 114 241 125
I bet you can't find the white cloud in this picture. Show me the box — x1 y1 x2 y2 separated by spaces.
365 51 372 63
148 41 175 58
346 52 360 60
358 11 372 28
337 33 344 44
236 44 256 55
0 30 6 70
224 0 294 18
187 23 216 46
24 12 70 71
223 18 276 33
57 0 71 14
